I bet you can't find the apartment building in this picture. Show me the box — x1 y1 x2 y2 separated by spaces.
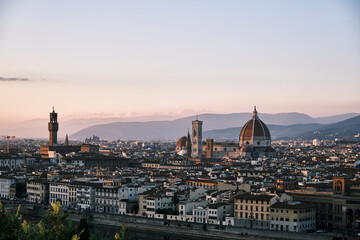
270 202 316 232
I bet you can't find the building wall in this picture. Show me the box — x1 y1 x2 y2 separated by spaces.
289 190 360 230
76 185 95 210
193 206 207 223
0 177 16 199
49 182 70 207
95 187 120 214
0 157 24 169
138 194 147 217
270 206 316 232
179 200 207 216
26 180 49 204
145 196 174 217
234 198 271 229
202 143 238 159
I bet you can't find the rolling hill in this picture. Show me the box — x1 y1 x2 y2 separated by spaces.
70 113 359 141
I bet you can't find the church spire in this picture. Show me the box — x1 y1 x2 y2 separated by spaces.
186 129 192 158
65 134 69 146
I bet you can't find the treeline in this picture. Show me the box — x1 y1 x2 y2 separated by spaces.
0 202 126 240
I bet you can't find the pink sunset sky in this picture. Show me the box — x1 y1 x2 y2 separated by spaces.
0 0 359 123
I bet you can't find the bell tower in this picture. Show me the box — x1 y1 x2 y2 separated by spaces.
48 107 59 146
191 117 203 158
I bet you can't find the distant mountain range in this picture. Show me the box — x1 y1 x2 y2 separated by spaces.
204 115 360 140
69 112 360 141
203 123 322 140
1 112 358 140
297 115 360 140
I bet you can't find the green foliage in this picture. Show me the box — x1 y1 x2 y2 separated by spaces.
89 230 101 240
0 202 22 240
0 201 127 240
171 193 179 206
78 218 90 240
115 224 126 240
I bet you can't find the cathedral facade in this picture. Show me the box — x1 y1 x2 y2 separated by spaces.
177 107 275 159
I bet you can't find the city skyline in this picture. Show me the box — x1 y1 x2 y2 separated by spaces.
1 0 359 123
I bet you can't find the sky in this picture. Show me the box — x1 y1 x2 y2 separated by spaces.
0 0 359 123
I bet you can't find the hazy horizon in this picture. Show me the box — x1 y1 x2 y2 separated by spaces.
1 109 360 126
1 0 359 123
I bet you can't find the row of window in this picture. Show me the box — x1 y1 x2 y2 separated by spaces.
236 212 269 220
236 205 269 212
194 211 207 216
236 200 269 204
50 187 68 193
50 193 67 199
271 216 314 222
271 208 314 214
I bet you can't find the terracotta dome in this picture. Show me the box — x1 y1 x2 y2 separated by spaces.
176 136 187 147
239 107 271 147
176 136 187 152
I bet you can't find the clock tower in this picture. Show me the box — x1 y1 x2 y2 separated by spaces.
48 107 59 146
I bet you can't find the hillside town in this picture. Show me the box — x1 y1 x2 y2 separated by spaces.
0 108 359 238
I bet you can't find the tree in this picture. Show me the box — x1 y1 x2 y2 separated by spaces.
78 218 90 240
0 203 22 240
44 201 77 240
172 193 179 206
0 201 127 240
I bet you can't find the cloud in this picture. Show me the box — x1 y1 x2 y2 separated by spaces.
0 77 30 81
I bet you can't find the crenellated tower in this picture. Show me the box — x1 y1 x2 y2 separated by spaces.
48 107 59 146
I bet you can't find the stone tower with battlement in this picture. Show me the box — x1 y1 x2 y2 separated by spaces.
48 107 59 146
